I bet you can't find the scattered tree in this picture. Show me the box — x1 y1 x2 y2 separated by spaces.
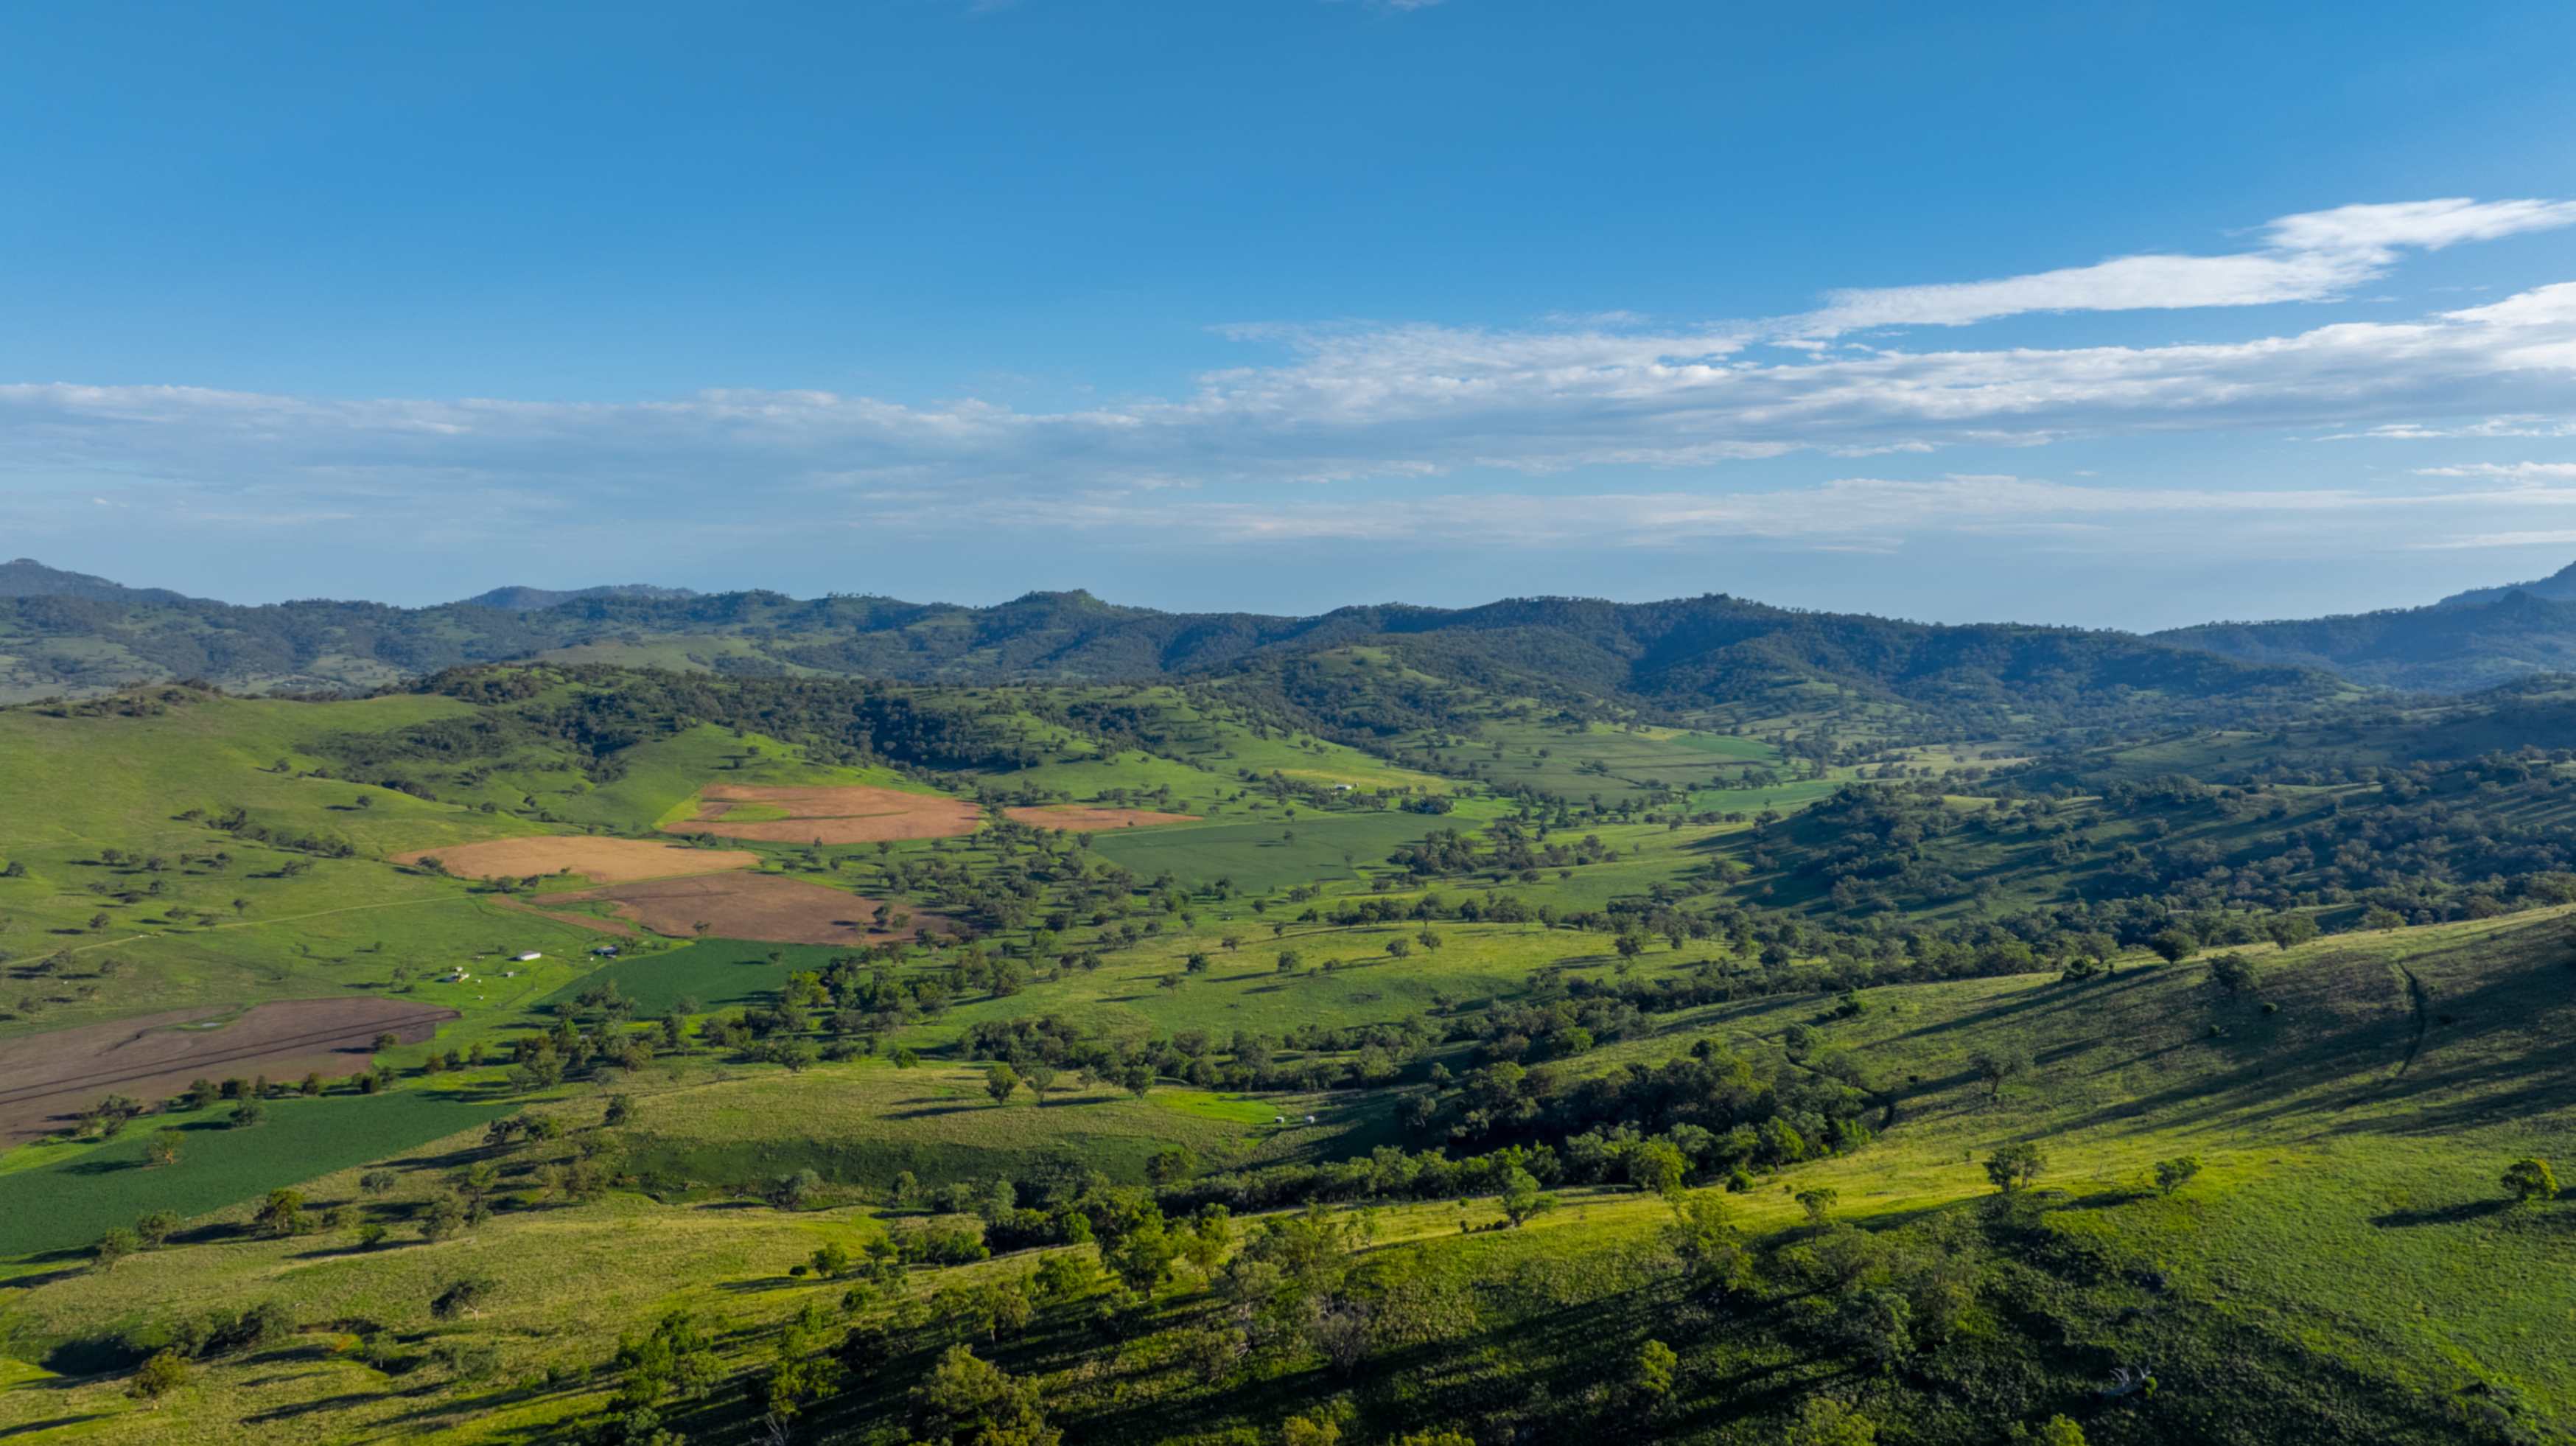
2502 1157 2559 1205
1984 1142 2046 1193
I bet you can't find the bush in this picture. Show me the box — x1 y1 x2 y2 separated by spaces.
128 1349 190 1401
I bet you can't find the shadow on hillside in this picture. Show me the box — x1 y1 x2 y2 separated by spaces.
2038 948 2576 1144
2370 1198 2510 1229
0 1417 111 1439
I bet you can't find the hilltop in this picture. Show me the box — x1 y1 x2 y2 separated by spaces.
0 562 2337 736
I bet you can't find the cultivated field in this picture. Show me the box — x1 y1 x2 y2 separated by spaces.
0 998 452 1146
392 835 757 884
660 783 984 843
537 873 957 946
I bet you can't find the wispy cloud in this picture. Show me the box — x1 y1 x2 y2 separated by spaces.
7 198 2576 566
2314 416 2576 441
2416 461 2576 480
2410 528 2576 551
10 279 2576 495
1793 198 2576 335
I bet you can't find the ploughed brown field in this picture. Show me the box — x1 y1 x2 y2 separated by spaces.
1002 804 1200 830
657 784 984 844
0 999 454 1147
533 872 959 946
392 835 758 884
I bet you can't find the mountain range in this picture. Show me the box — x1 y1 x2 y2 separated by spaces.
5 555 2573 717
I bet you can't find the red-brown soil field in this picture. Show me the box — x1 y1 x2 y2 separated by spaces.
0 999 454 1147
393 835 757 884
537 872 958 946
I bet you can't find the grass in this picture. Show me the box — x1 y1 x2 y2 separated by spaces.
0 1086 525 1260
1086 809 1443 893
12 912 2565 1442
7 675 2575 1442
530 937 842 1019
612 1062 1352 1196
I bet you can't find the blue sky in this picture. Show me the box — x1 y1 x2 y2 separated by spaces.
5 1 2576 626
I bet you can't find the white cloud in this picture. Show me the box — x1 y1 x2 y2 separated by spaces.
2410 528 2576 551
9 278 2576 516
2314 416 2576 441
1795 197 2576 335
2415 461 2576 480
9 198 2576 565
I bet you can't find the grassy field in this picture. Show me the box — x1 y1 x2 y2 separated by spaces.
1087 809 1446 894
6 668 2573 1444
0 1086 525 1259
612 1063 1355 1197
7 912 2566 1442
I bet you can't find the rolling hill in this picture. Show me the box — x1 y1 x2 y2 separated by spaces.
0 562 2337 736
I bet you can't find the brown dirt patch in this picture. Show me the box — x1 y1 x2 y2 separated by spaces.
659 784 983 845
492 894 643 938
1004 806 1201 831
0 999 454 1148
392 835 758 884
543 873 959 946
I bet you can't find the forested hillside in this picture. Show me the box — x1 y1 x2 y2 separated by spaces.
1 562 2335 736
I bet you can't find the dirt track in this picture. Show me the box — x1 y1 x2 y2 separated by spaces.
393 835 757 884
0 998 454 1146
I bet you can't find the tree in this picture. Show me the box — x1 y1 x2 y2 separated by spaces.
431 1275 495 1319
984 1063 1021 1106
910 1344 1059 1446
1796 1187 1840 1224
2208 953 2261 998
92 1227 137 1272
231 1095 267 1128
2009 1418 2088 1446
2263 912 2318 953
253 1188 307 1237
2147 928 2197 964
419 1194 467 1242
1970 1046 2031 1102
1664 1191 1751 1295
766 1168 823 1210
1021 1061 1057 1102
2152 1156 2203 1195
1785 1397 1878 1446
1147 1146 1197 1186
128 1349 190 1403
1281 1414 1343 1446
2502 1157 2559 1204
134 1209 179 1247
1499 1164 1555 1226
1634 1337 1678 1400
1628 1139 1688 1201
1984 1142 2046 1194
604 1093 634 1127
1838 1288 1913 1371
146 1129 184 1167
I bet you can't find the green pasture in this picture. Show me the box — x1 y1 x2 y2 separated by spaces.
1086 809 1442 893
0 1086 523 1260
